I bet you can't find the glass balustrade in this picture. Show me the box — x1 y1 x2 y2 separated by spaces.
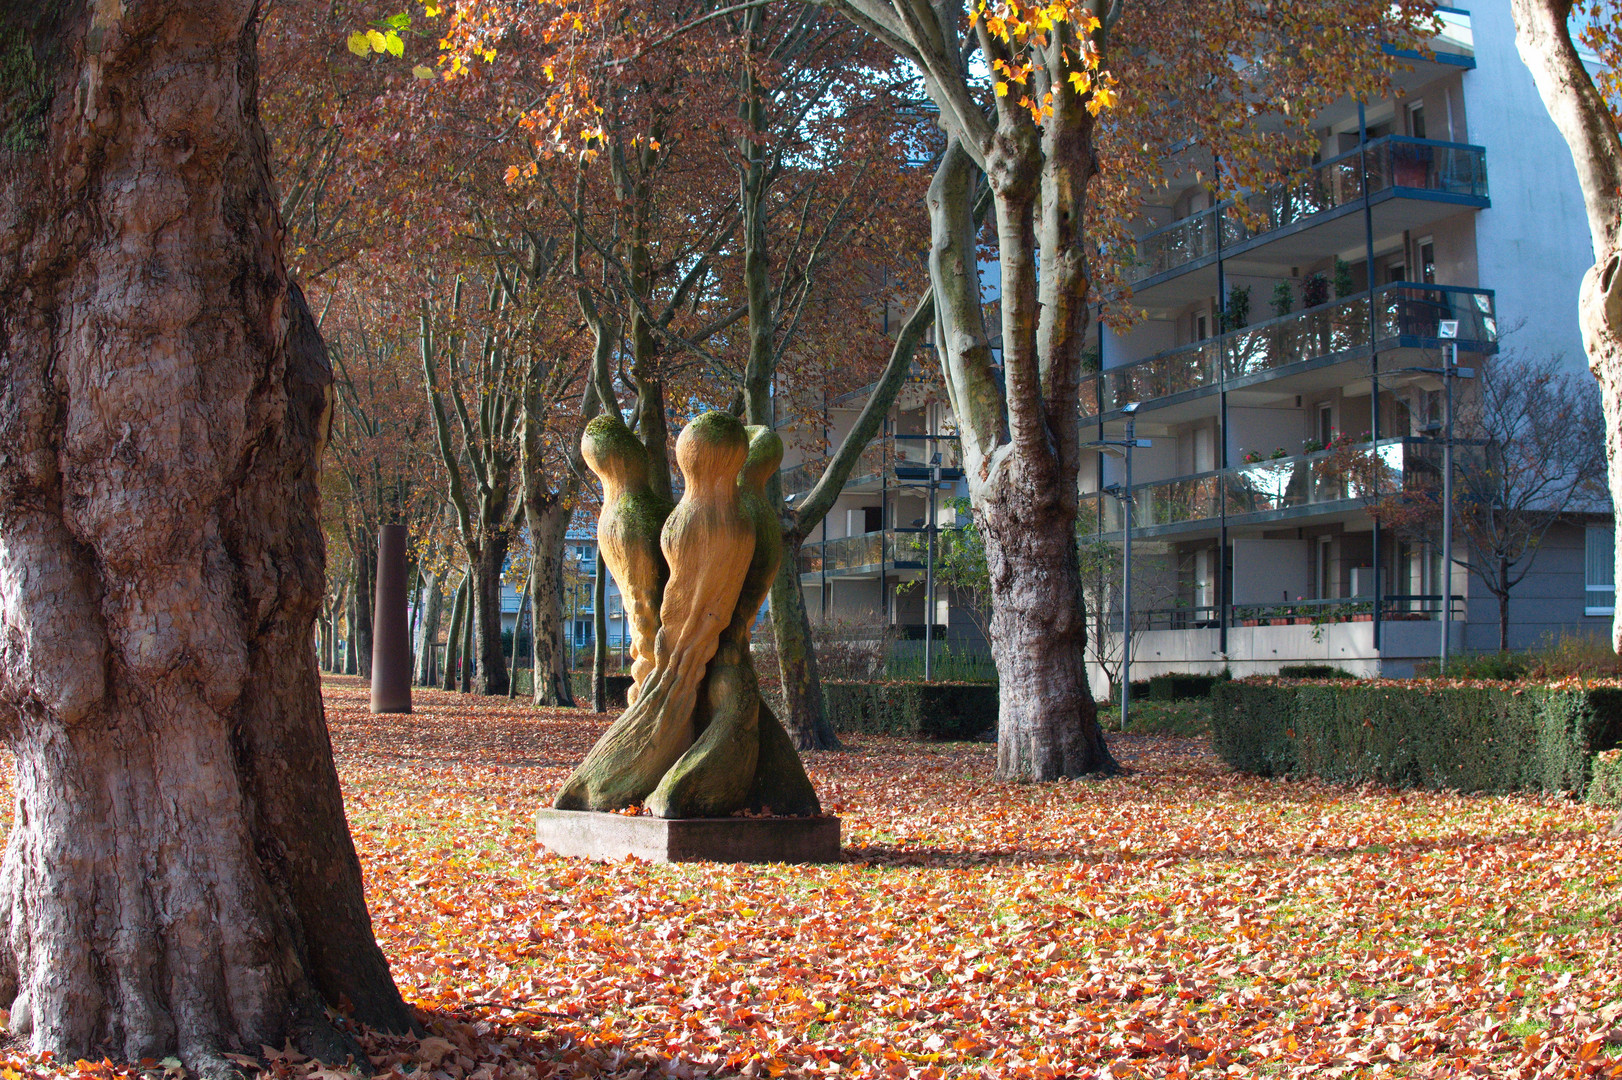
1086 283 1496 418
1129 136 1489 284
780 438 962 498
1080 438 1422 535
799 530 904 576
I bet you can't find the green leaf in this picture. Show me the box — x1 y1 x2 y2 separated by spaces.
385 11 412 29
412 64 436 80
384 30 405 57
346 30 372 56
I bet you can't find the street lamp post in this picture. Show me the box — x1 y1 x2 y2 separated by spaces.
1373 336 1475 675
1438 319 1461 675
1083 402 1150 732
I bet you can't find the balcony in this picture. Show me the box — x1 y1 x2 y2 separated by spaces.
1127 136 1489 290
780 435 962 499
799 529 927 578
1080 282 1496 420
1079 437 1442 538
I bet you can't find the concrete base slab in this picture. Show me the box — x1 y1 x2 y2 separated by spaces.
535 808 841 864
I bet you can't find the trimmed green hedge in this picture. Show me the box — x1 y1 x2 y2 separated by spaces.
1211 680 1622 795
566 671 633 709
823 680 998 740
1277 664 1355 680
1589 749 1622 808
1128 673 1230 702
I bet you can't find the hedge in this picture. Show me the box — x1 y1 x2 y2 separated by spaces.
1276 664 1354 680
566 671 633 709
822 680 998 740
1589 749 1622 808
1211 680 1622 795
1128 673 1230 702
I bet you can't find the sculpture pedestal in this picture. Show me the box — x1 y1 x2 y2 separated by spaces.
535 808 841 864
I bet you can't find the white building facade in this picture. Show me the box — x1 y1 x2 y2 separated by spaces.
1082 1 1614 683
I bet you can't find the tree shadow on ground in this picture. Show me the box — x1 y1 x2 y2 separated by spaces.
842 827 1596 870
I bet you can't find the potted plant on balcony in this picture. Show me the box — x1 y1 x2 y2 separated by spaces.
1333 258 1356 300
1301 272 1332 354
1242 449 1265 465
1303 438 1326 454
1222 284 1251 331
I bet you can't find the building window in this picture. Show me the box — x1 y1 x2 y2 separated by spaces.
1587 525 1615 615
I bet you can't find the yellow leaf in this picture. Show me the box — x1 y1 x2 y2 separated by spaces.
424 2 442 14
412 64 435 79
366 28 387 52
995 81 1009 97
346 31 371 56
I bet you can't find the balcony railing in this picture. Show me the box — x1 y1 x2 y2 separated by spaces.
780 437 962 498
1080 437 1433 535
799 529 922 576
1129 136 1489 285
1084 282 1497 419
1102 594 1464 632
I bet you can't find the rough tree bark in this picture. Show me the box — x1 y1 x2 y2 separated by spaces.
0 2 413 1068
349 537 374 679
1511 0 1622 651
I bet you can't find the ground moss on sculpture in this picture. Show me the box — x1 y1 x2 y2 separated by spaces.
555 412 821 819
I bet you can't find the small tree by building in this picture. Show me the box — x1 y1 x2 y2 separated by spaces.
1377 353 1607 650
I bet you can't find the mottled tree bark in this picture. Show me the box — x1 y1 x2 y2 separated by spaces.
0 1 412 1067
441 574 468 692
768 547 833 749
1511 0 1622 651
413 570 443 685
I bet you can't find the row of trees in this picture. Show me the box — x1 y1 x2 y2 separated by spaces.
0 0 1532 1066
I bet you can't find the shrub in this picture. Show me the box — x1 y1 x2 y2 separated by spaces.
1414 652 1529 681
1588 749 1622 808
1129 672 1230 702
823 680 998 740
1211 679 1622 795
1276 664 1355 680
567 671 633 709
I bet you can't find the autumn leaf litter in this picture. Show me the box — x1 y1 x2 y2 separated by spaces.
5 677 1622 1079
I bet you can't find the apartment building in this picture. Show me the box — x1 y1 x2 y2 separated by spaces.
781 1 1614 682
1081 1 1614 681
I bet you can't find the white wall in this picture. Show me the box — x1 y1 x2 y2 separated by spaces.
1463 0 1594 372
1232 539 1311 605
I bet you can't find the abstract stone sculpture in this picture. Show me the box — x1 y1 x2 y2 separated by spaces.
555 411 821 819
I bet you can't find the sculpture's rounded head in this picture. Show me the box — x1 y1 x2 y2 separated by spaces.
676 411 750 495
582 416 649 490
740 426 784 494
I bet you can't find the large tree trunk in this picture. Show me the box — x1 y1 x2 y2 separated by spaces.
467 534 511 695
1511 0 1622 651
0 5 412 1066
769 541 838 749
978 472 1115 777
350 537 374 680
527 497 577 707
928 126 1116 781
